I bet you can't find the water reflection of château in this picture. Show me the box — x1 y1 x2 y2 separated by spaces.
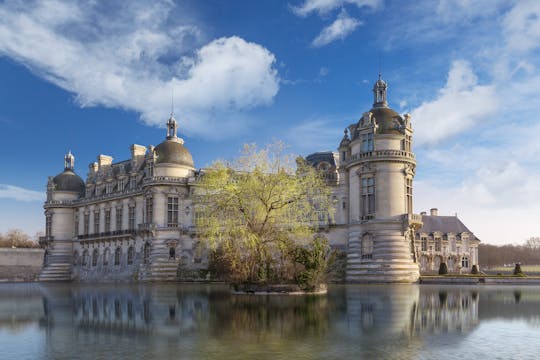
2 284 540 358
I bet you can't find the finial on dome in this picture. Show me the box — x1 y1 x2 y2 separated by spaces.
64 150 75 171
373 73 388 108
166 113 178 139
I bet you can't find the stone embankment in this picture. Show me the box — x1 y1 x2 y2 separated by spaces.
0 248 44 282
420 276 540 285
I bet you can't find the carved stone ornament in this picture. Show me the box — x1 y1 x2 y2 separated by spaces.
356 163 374 175
403 164 415 176
361 111 373 127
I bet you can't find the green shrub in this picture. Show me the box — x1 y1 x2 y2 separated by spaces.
438 262 448 275
514 263 523 275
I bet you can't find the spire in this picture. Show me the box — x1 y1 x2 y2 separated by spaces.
372 73 388 108
64 150 75 171
166 113 178 139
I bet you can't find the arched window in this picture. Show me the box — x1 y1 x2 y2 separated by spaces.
420 255 428 271
73 251 79 266
103 248 110 266
127 246 134 265
169 246 175 259
92 249 99 267
361 233 373 259
82 250 89 266
144 242 151 264
462 256 469 268
115 247 121 266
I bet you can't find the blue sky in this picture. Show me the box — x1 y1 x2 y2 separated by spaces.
0 0 539 245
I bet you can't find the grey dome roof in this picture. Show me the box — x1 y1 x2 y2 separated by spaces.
370 107 403 135
53 169 85 194
154 139 194 167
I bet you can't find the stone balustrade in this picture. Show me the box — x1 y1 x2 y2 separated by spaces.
344 150 415 166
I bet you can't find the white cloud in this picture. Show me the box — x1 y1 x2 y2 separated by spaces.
291 0 381 17
0 1 279 138
312 10 361 47
502 0 540 52
0 185 45 202
411 60 499 145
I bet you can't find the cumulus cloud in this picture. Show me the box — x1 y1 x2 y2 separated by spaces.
411 60 499 145
291 0 381 17
312 10 360 47
0 185 45 202
0 1 280 138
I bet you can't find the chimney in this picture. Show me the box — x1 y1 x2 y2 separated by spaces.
131 144 146 160
430 208 438 216
420 211 427 216
97 154 113 169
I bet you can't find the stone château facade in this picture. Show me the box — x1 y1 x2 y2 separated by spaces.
39 75 479 282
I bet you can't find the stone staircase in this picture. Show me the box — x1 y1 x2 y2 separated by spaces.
39 240 73 281
141 259 178 281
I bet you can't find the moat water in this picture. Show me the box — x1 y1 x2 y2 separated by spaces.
1 283 539 359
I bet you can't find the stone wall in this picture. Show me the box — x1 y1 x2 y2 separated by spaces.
0 248 44 282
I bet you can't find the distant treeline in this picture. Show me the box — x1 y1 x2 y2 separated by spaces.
480 237 540 267
0 229 41 248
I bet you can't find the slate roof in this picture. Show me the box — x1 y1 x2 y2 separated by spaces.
417 215 479 241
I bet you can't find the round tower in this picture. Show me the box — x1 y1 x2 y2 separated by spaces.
139 113 196 281
40 151 85 281
343 75 422 283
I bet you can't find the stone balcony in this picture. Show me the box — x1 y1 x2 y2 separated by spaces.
38 235 54 246
138 222 156 232
77 229 136 241
344 150 415 167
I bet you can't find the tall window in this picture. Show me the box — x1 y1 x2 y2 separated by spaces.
361 133 374 152
115 247 121 266
361 234 373 259
94 210 100 234
82 250 88 266
462 256 469 268
361 177 375 218
145 196 153 223
435 237 441 252
128 206 135 230
118 178 125 192
92 249 99 267
405 178 413 214
127 246 134 265
84 213 89 235
103 248 110 266
144 242 151 264
402 135 412 152
74 213 79 236
421 236 427 251
104 209 111 232
45 214 53 237
168 196 179 227
106 182 113 194
116 207 123 231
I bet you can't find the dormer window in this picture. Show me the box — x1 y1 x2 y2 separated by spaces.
130 176 137 189
362 133 374 152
